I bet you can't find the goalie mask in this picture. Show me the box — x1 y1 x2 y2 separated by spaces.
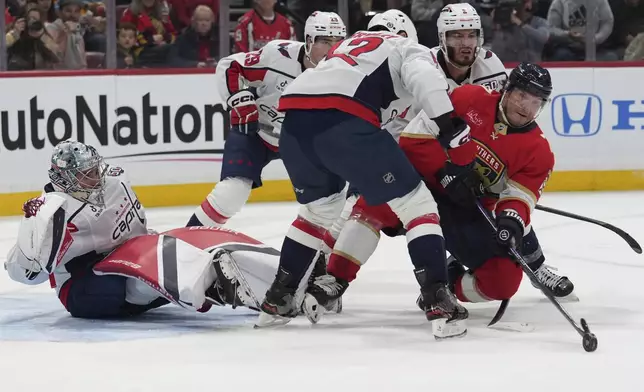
48 139 108 207
437 3 483 69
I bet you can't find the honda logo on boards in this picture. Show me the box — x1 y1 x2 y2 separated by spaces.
551 94 602 136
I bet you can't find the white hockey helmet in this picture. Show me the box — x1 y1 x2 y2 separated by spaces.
304 11 347 58
437 3 483 64
367 9 418 43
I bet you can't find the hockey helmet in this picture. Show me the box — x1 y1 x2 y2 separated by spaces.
48 139 108 206
499 62 552 127
304 11 347 59
505 62 553 100
367 9 418 43
437 3 483 66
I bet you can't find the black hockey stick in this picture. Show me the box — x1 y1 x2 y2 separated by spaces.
488 299 509 327
536 204 642 254
476 201 598 352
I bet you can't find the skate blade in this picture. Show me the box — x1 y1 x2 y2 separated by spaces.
558 292 579 302
432 319 467 340
322 297 342 314
302 293 324 324
254 311 292 329
488 322 535 333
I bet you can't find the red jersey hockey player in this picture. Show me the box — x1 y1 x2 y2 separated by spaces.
323 4 509 264
315 63 564 311
234 0 296 52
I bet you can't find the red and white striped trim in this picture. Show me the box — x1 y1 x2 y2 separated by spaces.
460 273 491 303
286 216 326 250
195 200 229 226
405 214 442 243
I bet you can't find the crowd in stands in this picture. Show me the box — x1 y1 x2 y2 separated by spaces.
3 0 644 70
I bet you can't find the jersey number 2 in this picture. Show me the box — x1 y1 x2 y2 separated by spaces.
327 37 384 66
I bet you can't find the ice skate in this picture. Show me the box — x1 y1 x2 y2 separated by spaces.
532 264 578 302
414 268 468 339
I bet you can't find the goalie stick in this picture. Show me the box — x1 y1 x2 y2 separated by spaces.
476 201 598 352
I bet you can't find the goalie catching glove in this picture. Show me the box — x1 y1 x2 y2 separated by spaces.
227 89 259 135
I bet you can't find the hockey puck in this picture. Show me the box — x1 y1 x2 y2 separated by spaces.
582 332 598 352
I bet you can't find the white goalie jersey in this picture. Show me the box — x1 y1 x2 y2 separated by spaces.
216 39 306 148
385 46 507 141
4 167 148 299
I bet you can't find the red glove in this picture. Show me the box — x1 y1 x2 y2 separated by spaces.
226 89 259 134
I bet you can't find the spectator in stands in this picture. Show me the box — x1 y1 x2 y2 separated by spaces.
412 0 446 47
490 0 550 61
168 0 219 31
288 0 334 38
7 4 60 70
234 0 295 52
121 0 177 66
6 8 16 28
116 22 138 67
81 2 107 52
546 0 617 60
624 29 644 59
49 0 87 69
603 0 644 58
412 0 459 48
30 0 57 22
168 5 218 66
8 0 28 17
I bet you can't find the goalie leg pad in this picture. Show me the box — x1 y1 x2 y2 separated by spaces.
93 234 219 311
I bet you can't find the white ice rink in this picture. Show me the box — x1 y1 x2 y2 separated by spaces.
1 192 643 391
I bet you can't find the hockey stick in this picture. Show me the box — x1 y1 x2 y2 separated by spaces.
536 204 642 254
476 201 598 352
488 299 509 327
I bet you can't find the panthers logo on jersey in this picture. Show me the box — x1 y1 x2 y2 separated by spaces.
473 140 507 196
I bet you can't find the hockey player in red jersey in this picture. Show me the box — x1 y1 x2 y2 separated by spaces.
256 10 482 338
317 63 559 309
234 0 296 52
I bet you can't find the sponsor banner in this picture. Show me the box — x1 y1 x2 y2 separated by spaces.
1 67 644 199
0 73 288 193
541 67 644 171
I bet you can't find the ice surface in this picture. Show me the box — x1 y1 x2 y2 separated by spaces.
1 192 643 392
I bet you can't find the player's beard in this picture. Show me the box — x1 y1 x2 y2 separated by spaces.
446 46 476 68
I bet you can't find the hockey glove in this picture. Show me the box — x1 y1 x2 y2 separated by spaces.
495 210 525 252
435 116 472 149
227 89 259 135
436 161 485 207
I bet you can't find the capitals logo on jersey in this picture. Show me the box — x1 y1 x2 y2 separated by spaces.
112 185 145 240
278 42 291 58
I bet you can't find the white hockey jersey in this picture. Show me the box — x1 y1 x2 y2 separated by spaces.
385 47 507 141
278 31 453 130
5 167 148 303
216 39 306 148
